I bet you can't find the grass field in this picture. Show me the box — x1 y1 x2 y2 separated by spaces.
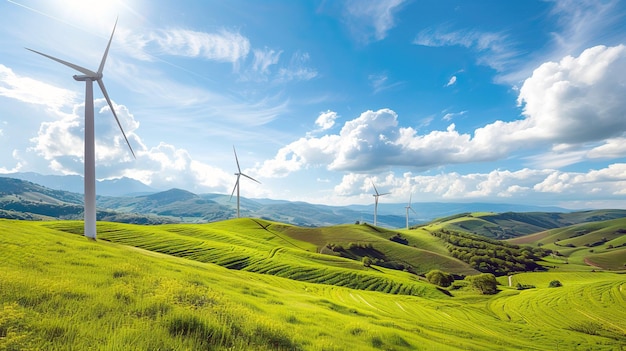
1 219 625 350
507 217 626 271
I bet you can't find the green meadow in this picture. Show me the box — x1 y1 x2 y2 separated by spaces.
1 218 625 350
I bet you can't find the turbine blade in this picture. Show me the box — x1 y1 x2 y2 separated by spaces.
241 173 261 184
410 207 418 215
380 192 391 196
233 146 241 172
229 177 240 200
97 79 136 158
26 48 96 77
371 181 380 196
408 194 412 206
98 17 118 75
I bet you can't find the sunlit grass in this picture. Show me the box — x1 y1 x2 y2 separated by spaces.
1 219 625 350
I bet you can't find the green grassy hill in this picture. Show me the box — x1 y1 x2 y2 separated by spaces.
1 219 625 350
430 210 626 239
507 217 626 271
43 219 473 293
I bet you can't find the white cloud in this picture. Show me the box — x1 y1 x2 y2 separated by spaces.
445 75 457 87
517 44 626 144
252 47 282 74
330 165 626 206
143 28 250 63
0 64 77 111
549 0 624 58
587 138 626 159
124 142 233 193
257 45 626 177
414 28 517 72
30 98 141 174
276 52 318 82
344 0 406 42
442 110 466 121
315 110 339 130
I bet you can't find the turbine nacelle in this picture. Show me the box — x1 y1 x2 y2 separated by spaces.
73 73 102 81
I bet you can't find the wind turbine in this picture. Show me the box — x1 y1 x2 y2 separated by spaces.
230 146 260 218
405 194 417 230
371 181 390 226
27 19 135 240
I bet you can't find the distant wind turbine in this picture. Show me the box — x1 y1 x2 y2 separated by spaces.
405 194 417 230
230 146 260 218
27 19 135 240
371 181 390 226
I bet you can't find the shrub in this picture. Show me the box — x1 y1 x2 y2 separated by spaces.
467 273 498 294
362 257 372 267
425 269 454 287
515 283 535 290
549 280 562 288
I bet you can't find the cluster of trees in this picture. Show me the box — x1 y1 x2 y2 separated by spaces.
431 229 551 276
425 269 454 287
466 273 498 294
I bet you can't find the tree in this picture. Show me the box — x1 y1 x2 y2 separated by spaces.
467 273 498 294
425 269 454 287
362 256 372 267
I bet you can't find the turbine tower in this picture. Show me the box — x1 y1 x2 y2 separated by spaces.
230 146 260 218
405 194 417 230
371 181 389 226
27 19 135 240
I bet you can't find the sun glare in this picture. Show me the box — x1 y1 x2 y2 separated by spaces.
44 0 135 30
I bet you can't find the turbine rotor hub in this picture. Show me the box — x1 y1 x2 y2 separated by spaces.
73 74 94 81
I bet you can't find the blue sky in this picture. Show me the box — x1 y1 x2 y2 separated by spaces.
1 0 626 209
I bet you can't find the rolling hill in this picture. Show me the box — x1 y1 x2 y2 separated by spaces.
507 217 626 271
429 210 626 239
1 218 625 350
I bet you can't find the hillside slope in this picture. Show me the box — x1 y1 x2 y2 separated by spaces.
507 217 626 270
1 219 625 350
430 210 626 239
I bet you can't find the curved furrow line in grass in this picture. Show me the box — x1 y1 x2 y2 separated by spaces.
164 226 270 251
46 221 440 297
489 279 626 347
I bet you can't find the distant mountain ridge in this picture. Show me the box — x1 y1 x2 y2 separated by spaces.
4 172 156 196
0 174 574 228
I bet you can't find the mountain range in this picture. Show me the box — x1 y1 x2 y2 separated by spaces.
1 173 569 227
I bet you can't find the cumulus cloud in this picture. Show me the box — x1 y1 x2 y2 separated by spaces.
343 0 406 43
315 110 339 130
517 44 626 144
332 164 626 205
31 98 141 174
24 95 237 193
256 45 626 177
123 142 233 193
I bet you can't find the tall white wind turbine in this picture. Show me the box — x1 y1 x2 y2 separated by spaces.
405 194 417 230
27 19 135 240
371 181 390 226
230 146 260 218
